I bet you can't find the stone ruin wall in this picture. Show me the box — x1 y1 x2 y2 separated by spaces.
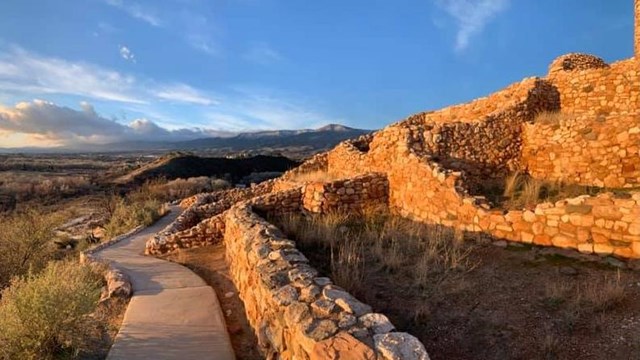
636 0 640 59
147 173 390 256
302 173 388 213
522 57 640 187
223 189 428 360
318 69 640 258
147 179 279 255
148 183 429 359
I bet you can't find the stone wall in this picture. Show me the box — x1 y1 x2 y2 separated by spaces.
636 0 640 59
547 58 638 118
521 57 640 187
147 180 279 254
80 225 145 299
146 213 226 255
281 153 329 181
314 68 640 258
400 78 560 182
522 113 640 187
223 191 429 359
302 173 388 213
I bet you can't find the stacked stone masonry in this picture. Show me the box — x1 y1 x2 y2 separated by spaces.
523 58 640 187
224 191 429 359
636 0 640 58
302 173 388 213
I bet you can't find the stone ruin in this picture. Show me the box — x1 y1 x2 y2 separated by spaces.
144 3 640 359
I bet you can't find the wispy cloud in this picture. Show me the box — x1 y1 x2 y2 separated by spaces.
105 0 162 27
153 84 218 106
244 43 284 65
436 0 509 51
0 46 342 144
186 33 221 56
182 12 222 56
0 47 143 103
119 45 136 63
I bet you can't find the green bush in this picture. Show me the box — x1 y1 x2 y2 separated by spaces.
0 261 103 359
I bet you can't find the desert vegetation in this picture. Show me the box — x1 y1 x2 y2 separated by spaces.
478 171 614 210
0 261 104 359
271 209 640 359
274 208 473 299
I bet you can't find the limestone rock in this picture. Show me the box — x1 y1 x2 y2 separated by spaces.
374 332 430 360
311 332 376 360
359 313 395 334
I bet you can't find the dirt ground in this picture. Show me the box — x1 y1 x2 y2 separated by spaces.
277 214 640 360
163 244 263 360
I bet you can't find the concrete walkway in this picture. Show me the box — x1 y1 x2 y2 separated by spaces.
95 207 235 360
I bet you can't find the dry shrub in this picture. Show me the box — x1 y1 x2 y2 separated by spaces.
145 177 230 202
0 208 63 289
0 261 103 359
0 173 92 202
104 190 168 238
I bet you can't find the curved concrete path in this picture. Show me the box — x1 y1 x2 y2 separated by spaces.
95 207 235 360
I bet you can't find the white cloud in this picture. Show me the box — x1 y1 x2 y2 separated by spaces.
0 47 218 106
153 84 218 106
0 47 143 104
436 0 509 51
244 43 284 65
105 0 162 27
0 47 343 143
0 100 221 147
119 45 136 63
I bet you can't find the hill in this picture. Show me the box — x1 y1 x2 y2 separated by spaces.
114 154 299 185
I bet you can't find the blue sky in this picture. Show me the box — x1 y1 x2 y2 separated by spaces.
0 0 634 147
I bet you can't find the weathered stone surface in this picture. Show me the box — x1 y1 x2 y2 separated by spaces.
359 313 395 334
311 332 376 360
374 333 430 360
320 287 374 317
305 319 339 341
311 299 337 317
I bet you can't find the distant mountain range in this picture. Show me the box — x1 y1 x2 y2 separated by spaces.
0 124 371 155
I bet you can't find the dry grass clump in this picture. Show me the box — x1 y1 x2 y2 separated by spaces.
0 261 103 360
534 111 573 126
276 208 474 295
542 272 626 334
575 272 626 312
288 170 339 184
499 171 602 210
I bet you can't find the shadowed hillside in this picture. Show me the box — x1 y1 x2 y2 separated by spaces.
114 154 300 185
